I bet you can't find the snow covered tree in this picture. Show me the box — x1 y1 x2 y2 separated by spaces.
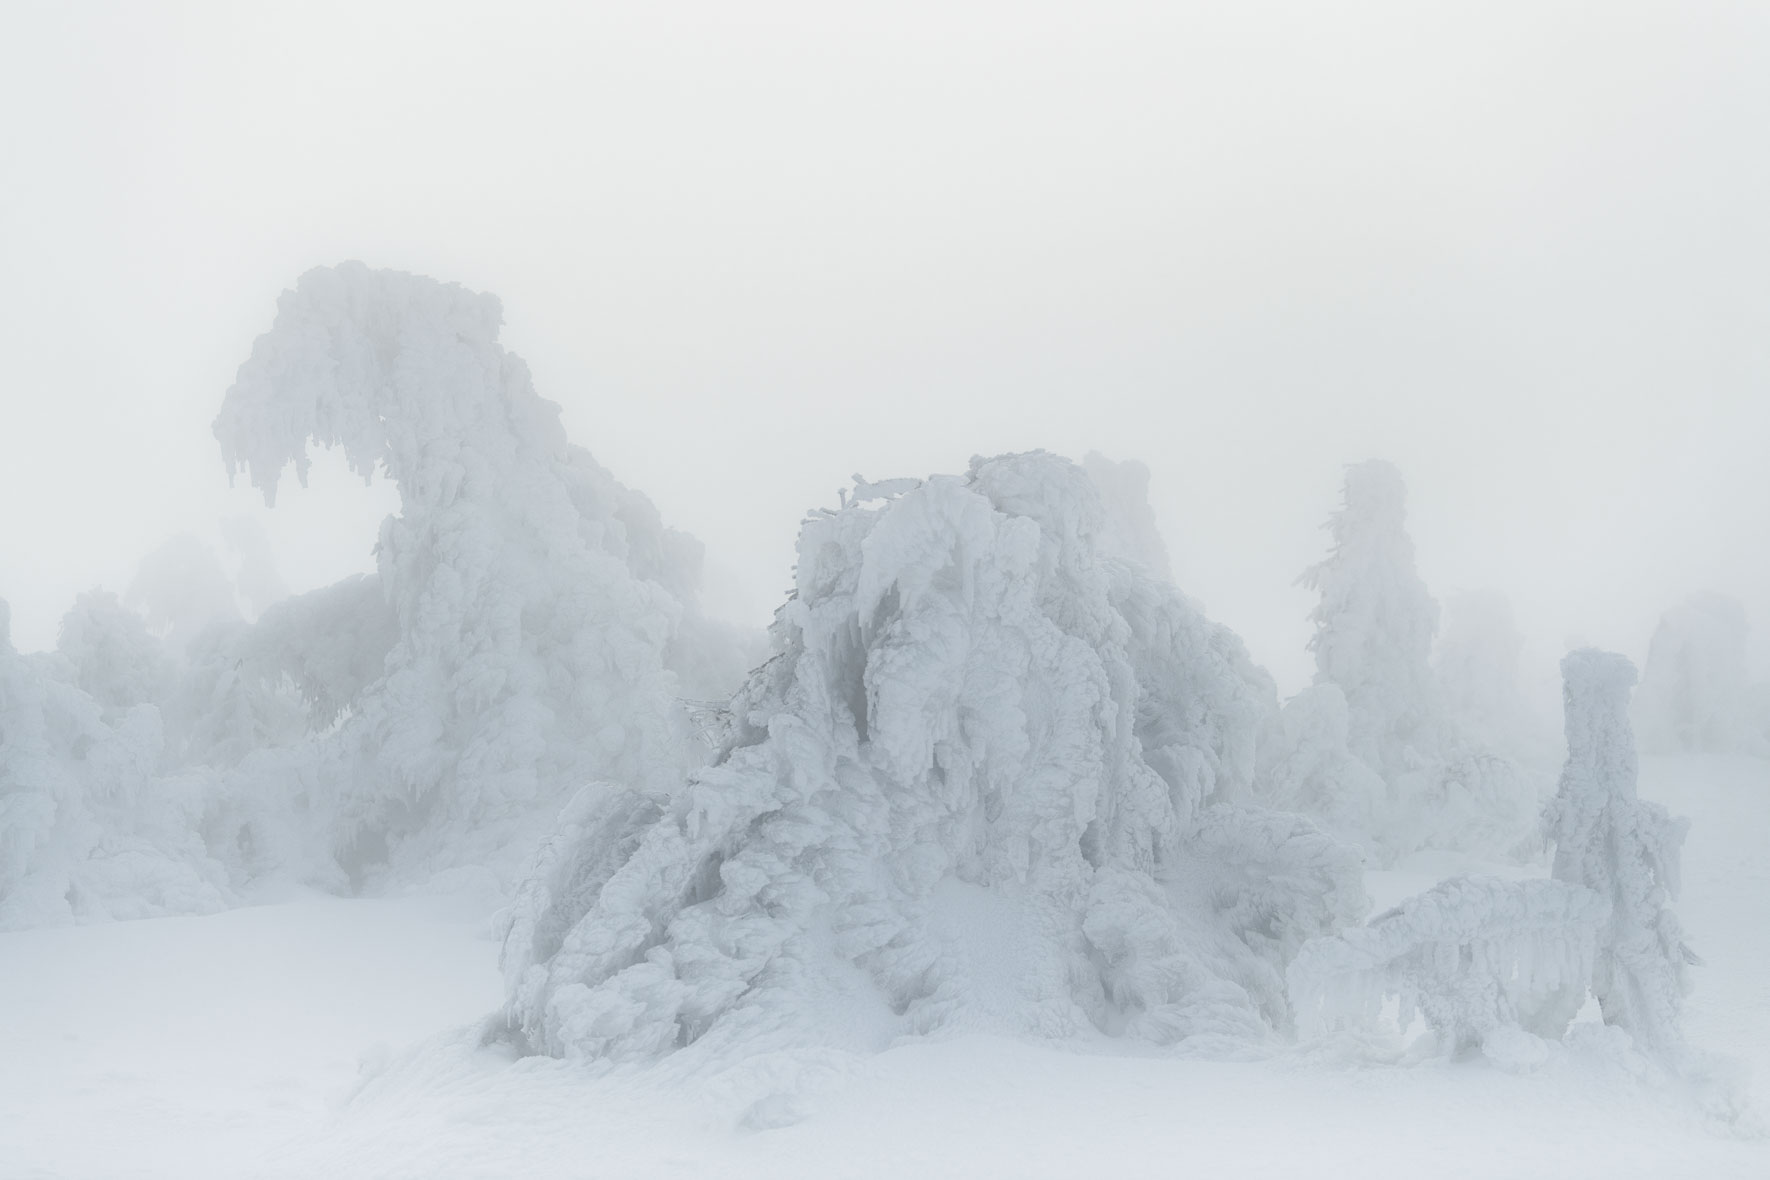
1301 460 1439 775
0 598 228 929
125 533 242 655
1292 461 1541 861
54 590 177 723
208 263 757 885
1546 648 1696 1061
219 515 289 618
1634 593 1757 755
500 452 1366 1064
1258 683 1391 851
1082 452 1173 581
1435 589 1555 768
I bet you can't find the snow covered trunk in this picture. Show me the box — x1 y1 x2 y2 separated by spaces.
1287 875 1607 1059
1546 649 1695 1061
501 453 1366 1064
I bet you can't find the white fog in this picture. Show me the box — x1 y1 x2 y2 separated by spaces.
1 3 1766 1177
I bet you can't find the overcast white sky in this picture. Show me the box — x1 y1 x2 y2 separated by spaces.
2 0 1766 697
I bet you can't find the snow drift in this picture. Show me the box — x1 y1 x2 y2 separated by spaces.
500 452 1367 1064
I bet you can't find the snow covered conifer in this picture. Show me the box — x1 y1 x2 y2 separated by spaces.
1547 649 1695 1060
1435 589 1554 768
1301 460 1439 777
125 534 242 655
54 590 176 722
1634 593 1756 754
209 263 755 884
1 598 228 929
1292 462 1540 861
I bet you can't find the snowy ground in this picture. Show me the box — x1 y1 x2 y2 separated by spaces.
3 755 1766 1179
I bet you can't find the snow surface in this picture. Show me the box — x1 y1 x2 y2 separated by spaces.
3 754 1763 1179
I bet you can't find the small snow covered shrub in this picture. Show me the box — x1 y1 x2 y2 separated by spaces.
1548 648 1696 1061
501 452 1366 1063
1287 875 1608 1057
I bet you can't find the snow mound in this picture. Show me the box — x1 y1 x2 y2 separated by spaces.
501 452 1366 1064
208 263 757 886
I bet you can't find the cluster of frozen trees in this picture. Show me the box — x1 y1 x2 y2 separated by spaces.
3 264 756 928
0 264 1742 1083
1290 649 1695 1067
1265 460 1548 865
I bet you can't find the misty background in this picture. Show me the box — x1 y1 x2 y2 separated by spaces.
3 0 1765 705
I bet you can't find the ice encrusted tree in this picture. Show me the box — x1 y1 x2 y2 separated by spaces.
209 263 756 885
1301 460 1438 775
126 533 243 655
1634 593 1758 755
501 452 1367 1064
1435 589 1556 768
54 590 177 723
1293 461 1540 861
0 598 228 929
1547 648 1695 1060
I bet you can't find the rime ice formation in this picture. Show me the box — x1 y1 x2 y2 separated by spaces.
1290 461 1542 862
1547 649 1696 1060
501 452 1367 1064
0 599 229 929
1634 593 1760 755
1288 875 1608 1059
209 263 755 884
